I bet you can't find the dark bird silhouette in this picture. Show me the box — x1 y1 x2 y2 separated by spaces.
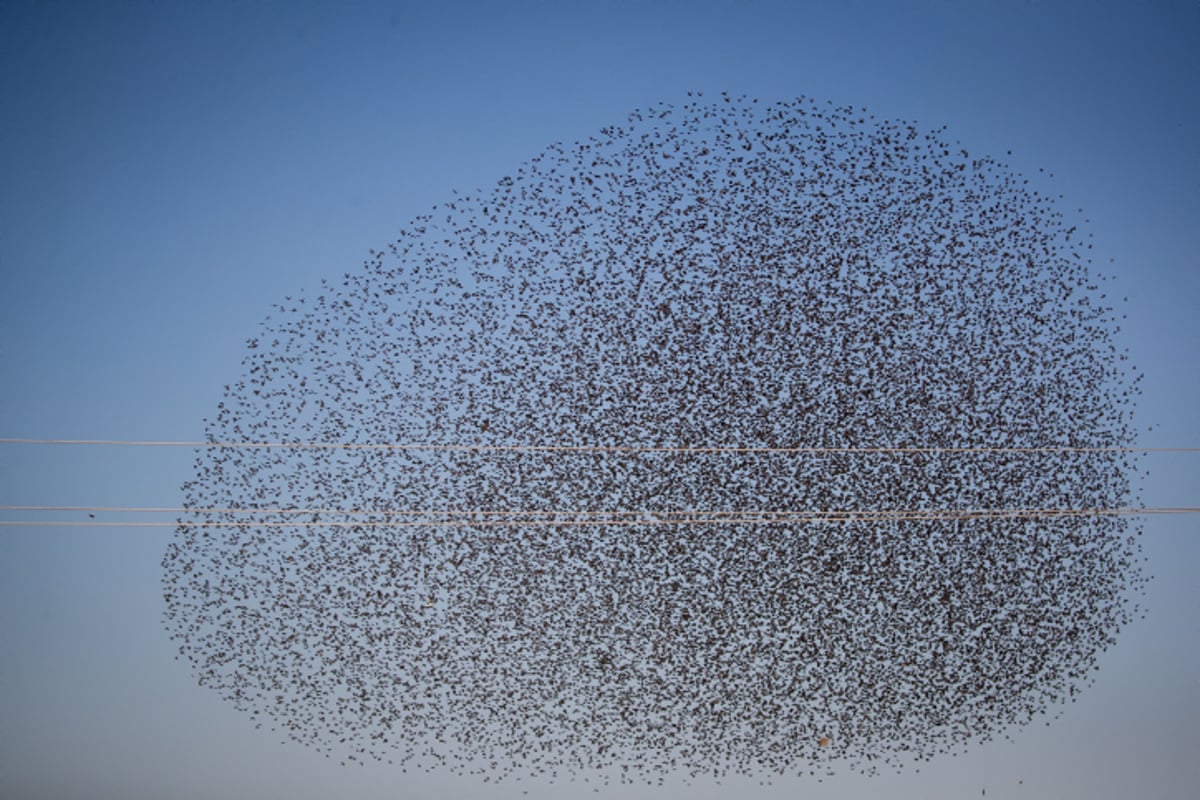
162 93 1145 787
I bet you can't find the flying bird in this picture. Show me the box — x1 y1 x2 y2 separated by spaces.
162 93 1144 786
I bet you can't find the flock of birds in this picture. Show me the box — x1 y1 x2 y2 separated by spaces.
162 94 1145 786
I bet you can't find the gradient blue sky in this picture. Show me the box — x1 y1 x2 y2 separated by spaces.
1 1 1197 798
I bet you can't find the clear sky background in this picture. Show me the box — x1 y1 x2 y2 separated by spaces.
1 1 1197 798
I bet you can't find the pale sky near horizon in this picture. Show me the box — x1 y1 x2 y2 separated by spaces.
1 1 1197 798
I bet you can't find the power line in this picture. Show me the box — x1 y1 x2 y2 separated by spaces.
1 506 1195 529
1 437 1196 454
3 504 1195 517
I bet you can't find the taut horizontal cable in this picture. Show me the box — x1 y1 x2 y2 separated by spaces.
1 506 1196 528
0 437 1195 454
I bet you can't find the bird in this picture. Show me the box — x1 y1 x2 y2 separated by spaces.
162 92 1144 788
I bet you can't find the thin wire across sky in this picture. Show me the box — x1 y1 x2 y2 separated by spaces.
2 505 1197 528
1 437 1197 453
3 438 1194 527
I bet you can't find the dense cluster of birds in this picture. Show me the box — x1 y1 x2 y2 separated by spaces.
162 94 1145 785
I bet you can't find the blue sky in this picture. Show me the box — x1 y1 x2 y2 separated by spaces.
1 1 1197 798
